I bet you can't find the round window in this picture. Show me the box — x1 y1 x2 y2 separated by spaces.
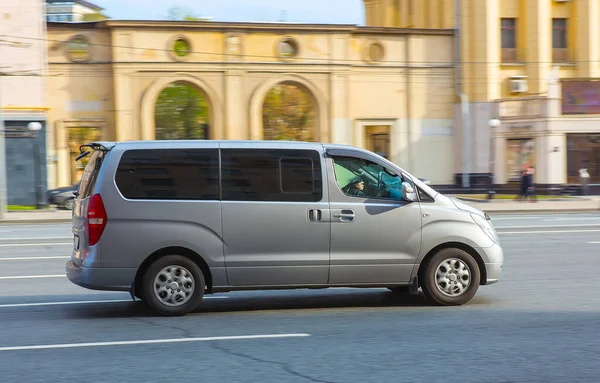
66 35 91 62
173 37 191 58
368 42 385 63
278 38 298 59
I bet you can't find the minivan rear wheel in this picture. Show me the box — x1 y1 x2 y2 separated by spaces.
421 248 480 306
142 255 205 316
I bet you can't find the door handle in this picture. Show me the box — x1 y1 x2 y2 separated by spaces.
308 209 323 222
333 209 355 222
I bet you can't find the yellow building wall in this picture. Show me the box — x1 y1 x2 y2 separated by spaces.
46 27 115 187
364 0 600 103
363 0 454 28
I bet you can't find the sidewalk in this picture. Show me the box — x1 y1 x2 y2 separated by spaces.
0 196 598 224
452 195 600 214
0 209 73 224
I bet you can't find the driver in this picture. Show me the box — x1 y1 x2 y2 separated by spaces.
347 177 366 197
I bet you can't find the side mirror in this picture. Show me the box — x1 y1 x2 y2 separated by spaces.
401 182 417 202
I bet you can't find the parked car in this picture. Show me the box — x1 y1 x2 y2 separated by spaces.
66 140 504 316
46 183 79 210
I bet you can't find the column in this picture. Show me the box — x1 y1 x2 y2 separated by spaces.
525 0 551 94
224 71 246 140
330 72 349 145
113 73 133 141
576 0 600 78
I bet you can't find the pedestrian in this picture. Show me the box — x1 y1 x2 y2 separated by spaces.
525 166 537 202
514 168 527 201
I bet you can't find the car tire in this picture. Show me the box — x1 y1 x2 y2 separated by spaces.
421 248 480 306
142 255 205 316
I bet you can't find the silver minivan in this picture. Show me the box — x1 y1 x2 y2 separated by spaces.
66 140 503 316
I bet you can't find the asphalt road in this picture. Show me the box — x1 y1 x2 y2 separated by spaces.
0 213 599 382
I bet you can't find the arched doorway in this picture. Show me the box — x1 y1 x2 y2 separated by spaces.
141 73 223 141
261 82 317 141
249 74 328 142
154 81 210 140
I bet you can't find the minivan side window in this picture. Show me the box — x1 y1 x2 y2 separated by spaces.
115 149 219 200
221 149 322 202
332 156 404 201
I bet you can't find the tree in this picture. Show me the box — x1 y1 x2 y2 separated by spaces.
81 11 109 21
154 82 209 140
262 83 316 141
166 6 201 21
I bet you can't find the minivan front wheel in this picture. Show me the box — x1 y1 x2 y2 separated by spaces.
421 248 480 306
142 255 205 316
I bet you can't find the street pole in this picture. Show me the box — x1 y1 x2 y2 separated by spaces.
0 68 8 219
27 122 43 209
487 119 500 199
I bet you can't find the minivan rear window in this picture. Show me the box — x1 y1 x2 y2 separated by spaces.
115 149 219 200
78 150 104 199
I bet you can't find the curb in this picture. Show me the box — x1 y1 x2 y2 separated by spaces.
479 208 600 215
0 219 73 225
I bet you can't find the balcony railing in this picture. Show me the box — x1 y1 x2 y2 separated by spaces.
496 97 546 119
553 48 569 62
501 48 517 63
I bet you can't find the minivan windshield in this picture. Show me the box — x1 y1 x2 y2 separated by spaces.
78 150 104 199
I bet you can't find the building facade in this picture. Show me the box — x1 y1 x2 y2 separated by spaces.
45 0 103 22
0 0 49 206
46 20 457 188
366 0 600 191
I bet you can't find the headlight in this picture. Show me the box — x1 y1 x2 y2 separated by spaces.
471 213 499 244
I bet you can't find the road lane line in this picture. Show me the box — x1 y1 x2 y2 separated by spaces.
496 224 600 229
0 256 70 261
0 237 72 241
542 217 600 222
499 229 600 235
0 242 72 247
0 333 311 352
0 296 229 308
0 275 65 280
588 241 600 244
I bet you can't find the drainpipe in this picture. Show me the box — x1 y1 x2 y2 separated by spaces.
405 35 413 172
454 0 470 189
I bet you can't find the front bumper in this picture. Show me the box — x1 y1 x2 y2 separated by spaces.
66 260 136 292
477 243 504 285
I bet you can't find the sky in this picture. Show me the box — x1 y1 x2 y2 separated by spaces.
92 0 366 24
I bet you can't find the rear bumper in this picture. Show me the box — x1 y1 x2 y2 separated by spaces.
66 260 136 292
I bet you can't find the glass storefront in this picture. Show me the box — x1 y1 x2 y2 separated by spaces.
567 134 600 184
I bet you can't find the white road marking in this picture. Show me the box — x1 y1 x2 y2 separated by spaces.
0 333 311 352
542 217 600 222
496 224 600 229
0 256 70 261
0 275 65 280
588 241 600 244
0 242 72 247
0 237 72 241
499 229 600 235
491 216 543 221
0 296 229 308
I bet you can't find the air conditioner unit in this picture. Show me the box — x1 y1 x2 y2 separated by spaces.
509 79 528 93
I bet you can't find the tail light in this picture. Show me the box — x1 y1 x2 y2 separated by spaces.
87 194 107 246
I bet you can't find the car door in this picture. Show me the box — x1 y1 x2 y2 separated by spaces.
220 143 331 286
325 148 423 285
